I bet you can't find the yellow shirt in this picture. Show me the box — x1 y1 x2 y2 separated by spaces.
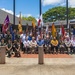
51 40 58 46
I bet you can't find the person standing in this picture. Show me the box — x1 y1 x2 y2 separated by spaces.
20 31 26 51
12 29 16 42
5 31 12 43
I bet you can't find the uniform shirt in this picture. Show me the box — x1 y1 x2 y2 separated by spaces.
0 34 3 41
7 43 12 48
0 42 6 46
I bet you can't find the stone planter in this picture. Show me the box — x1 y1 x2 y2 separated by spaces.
38 46 44 64
0 46 6 64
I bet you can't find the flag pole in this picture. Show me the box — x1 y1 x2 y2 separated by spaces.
39 0 42 16
39 0 42 34
13 0 15 26
38 0 44 65
66 0 68 28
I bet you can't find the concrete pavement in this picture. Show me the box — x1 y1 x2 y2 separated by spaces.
0 57 75 75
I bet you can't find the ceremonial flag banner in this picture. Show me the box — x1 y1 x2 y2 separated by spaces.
61 25 65 36
52 23 56 37
18 12 23 34
38 14 43 28
46 25 48 34
73 27 75 35
59 25 65 36
2 15 10 33
32 21 36 29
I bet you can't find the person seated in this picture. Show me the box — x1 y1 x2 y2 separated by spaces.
0 31 3 42
30 37 37 54
64 37 72 54
37 36 44 46
23 37 30 54
0 38 6 46
28 33 32 41
71 37 75 54
6 40 12 57
59 39 65 54
37 36 44 53
13 40 21 57
44 35 50 53
51 37 58 54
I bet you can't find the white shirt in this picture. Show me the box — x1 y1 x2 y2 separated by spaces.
71 40 75 47
23 40 30 47
30 40 37 47
64 39 71 47
20 34 26 43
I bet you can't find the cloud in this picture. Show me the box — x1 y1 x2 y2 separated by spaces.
42 0 62 6
16 14 32 17
69 0 75 7
42 0 75 7
0 8 32 18
1 8 13 14
60 2 66 6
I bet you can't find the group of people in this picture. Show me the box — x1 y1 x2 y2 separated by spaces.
0 27 75 58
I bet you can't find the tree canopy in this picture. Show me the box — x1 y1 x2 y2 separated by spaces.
43 6 75 22
22 16 37 22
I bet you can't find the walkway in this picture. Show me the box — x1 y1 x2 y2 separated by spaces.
0 57 75 75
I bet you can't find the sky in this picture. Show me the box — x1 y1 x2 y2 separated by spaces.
0 0 75 20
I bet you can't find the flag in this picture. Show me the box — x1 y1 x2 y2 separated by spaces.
61 25 65 36
51 23 56 37
59 25 65 36
46 25 48 34
38 14 43 28
32 21 36 29
38 14 44 36
18 12 23 34
9 24 13 34
73 26 75 35
26 23 28 33
59 26 62 35
2 15 10 33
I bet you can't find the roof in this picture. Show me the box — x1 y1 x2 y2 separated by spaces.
44 20 75 26
0 9 32 25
